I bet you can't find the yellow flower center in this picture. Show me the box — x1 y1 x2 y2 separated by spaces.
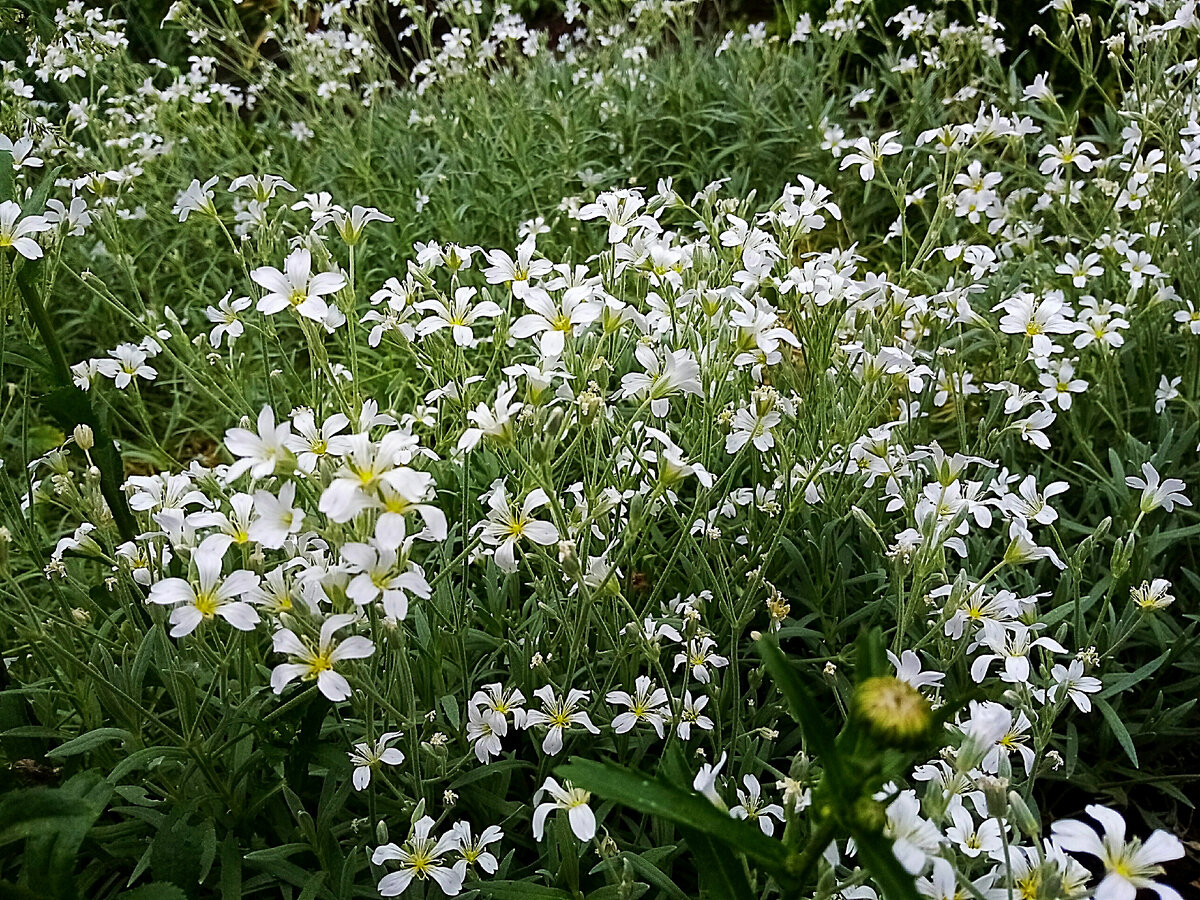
194 590 220 617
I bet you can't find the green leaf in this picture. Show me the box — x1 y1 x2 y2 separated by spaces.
586 885 648 900
0 789 91 849
45 727 135 759
848 830 921 900
0 150 12 203
756 634 845 791
120 884 189 900
679 825 755 900
1095 697 1138 767
555 758 791 874
482 882 574 899
606 851 689 900
1096 651 1169 700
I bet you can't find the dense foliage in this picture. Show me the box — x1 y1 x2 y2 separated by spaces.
1 1 1198 899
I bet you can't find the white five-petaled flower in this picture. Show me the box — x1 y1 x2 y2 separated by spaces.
887 649 946 691
0 200 52 259
510 285 604 357
251 248 346 323
224 405 293 480
172 176 218 221
372 815 464 897
205 291 252 348
147 538 260 638
348 731 404 790
271 613 375 702
416 286 503 347
838 130 903 181
1044 659 1102 712
730 775 786 836
619 344 703 417
482 236 553 299
532 777 595 842
450 822 503 878
1051 804 1184 900
1126 462 1190 514
673 635 729 684
676 690 714 739
606 675 670 737
523 685 600 755
478 484 560 573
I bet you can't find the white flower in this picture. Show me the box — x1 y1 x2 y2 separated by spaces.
676 690 714 740
416 286 503 347
283 409 350 473
341 539 430 620
693 751 727 806
532 777 595 842
225 406 293 480
205 291 251 348
466 703 505 763
1045 659 1102 712
482 236 553 299
510 286 603 358
95 343 157 389
1051 805 1184 900
348 731 404 790
619 344 703 417
450 822 503 877
147 538 260 637
887 649 945 691
885 790 943 875
838 130 903 181
271 614 375 702
478 484 560 573
251 248 346 323
946 806 1003 860
606 675 670 737
372 816 463 897
1126 462 1190 513
249 482 305 549
730 775 786 836
523 685 600 755
673 636 729 684
172 176 218 221
1155 376 1182 414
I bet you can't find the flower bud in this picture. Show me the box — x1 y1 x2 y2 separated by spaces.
73 424 95 450
1007 790 1040 838
977 775 1009 818
852 676 932 748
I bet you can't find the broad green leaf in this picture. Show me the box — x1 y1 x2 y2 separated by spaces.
849 830 921 900
756 634 845 791
0 150 12 203
679 825 756 900
555 758 791 874
0 789 91 849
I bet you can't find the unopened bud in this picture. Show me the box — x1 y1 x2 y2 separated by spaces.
73 424 95 450
1007 791 1040 838
853 676 932 749
978 775 1010 818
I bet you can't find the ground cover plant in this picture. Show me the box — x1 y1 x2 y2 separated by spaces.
1 0 1199 898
